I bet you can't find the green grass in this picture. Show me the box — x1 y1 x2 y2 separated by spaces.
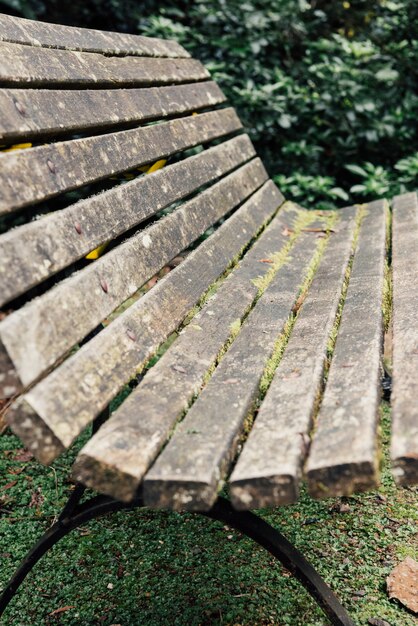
0 404 417 626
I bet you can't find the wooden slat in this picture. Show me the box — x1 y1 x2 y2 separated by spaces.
0 14 189 58
0 42 206 87
143 225 325 511
306 200 387 498
0 82 226 142
0 158 267 397
0 107 241 215
0 135 255 307
391 192 418 485
229 207 358 509
74 199 297 501
5 180 283 464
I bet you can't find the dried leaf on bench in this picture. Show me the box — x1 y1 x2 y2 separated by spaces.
387 556 418 613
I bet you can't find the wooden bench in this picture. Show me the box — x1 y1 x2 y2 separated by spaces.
0 13 417 626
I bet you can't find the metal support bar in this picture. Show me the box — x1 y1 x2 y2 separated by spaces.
204 498 355 626
0 495 137 615
0 494 354 625
59 406 111 521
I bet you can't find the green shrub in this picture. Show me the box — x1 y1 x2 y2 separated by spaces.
2 0 418 207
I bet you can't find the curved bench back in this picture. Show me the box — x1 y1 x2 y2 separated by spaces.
0 13 284 462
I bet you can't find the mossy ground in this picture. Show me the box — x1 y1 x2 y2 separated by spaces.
0 404 416 626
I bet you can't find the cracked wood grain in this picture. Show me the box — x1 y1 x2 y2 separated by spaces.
0 135 255 308
391 192 418 486
0 107 241 214
0 13 189 58
0 42 204 87
5 180 282 464
306 200 387 498
73 193 294 502
143 227 324 511
229 206 358 509
0 82 225 142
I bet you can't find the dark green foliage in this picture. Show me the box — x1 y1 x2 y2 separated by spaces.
1 1 417 204
2 0 418 208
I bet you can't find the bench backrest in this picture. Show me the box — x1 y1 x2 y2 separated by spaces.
0 13 283 462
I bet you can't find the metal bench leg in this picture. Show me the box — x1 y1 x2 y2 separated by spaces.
204 497 355 626
0 403 113 616
0 495 355 626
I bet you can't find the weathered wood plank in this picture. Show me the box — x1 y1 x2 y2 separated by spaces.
1 158 267 396
5 180 284 464
0 108 241 215
229 207 358 509
1 159 267 396
0 347 21 399
306 200 387 498
143 225 325 511
0 14 189 58
391 192 418 485
0 82 225 142
0 42 206 87
73 197 296 501
0 135 255 307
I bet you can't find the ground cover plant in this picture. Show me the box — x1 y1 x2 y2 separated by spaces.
0 404 417 625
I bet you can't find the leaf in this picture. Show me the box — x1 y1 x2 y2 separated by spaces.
29 487 44 510
49 606 75 616
387 557 418 613
1 481 17 491
345 164 368 178
330 187 349 201
350 184 367 194
13 449 33 462
278 113 292 129
376 67 399 82
362 101 376 112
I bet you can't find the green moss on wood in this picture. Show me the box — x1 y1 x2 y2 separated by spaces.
382 200 393 333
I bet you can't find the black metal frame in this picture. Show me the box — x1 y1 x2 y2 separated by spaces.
0 487 355 625
0 354 354 625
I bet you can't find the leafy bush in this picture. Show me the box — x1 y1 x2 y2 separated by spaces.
2 0 418 207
